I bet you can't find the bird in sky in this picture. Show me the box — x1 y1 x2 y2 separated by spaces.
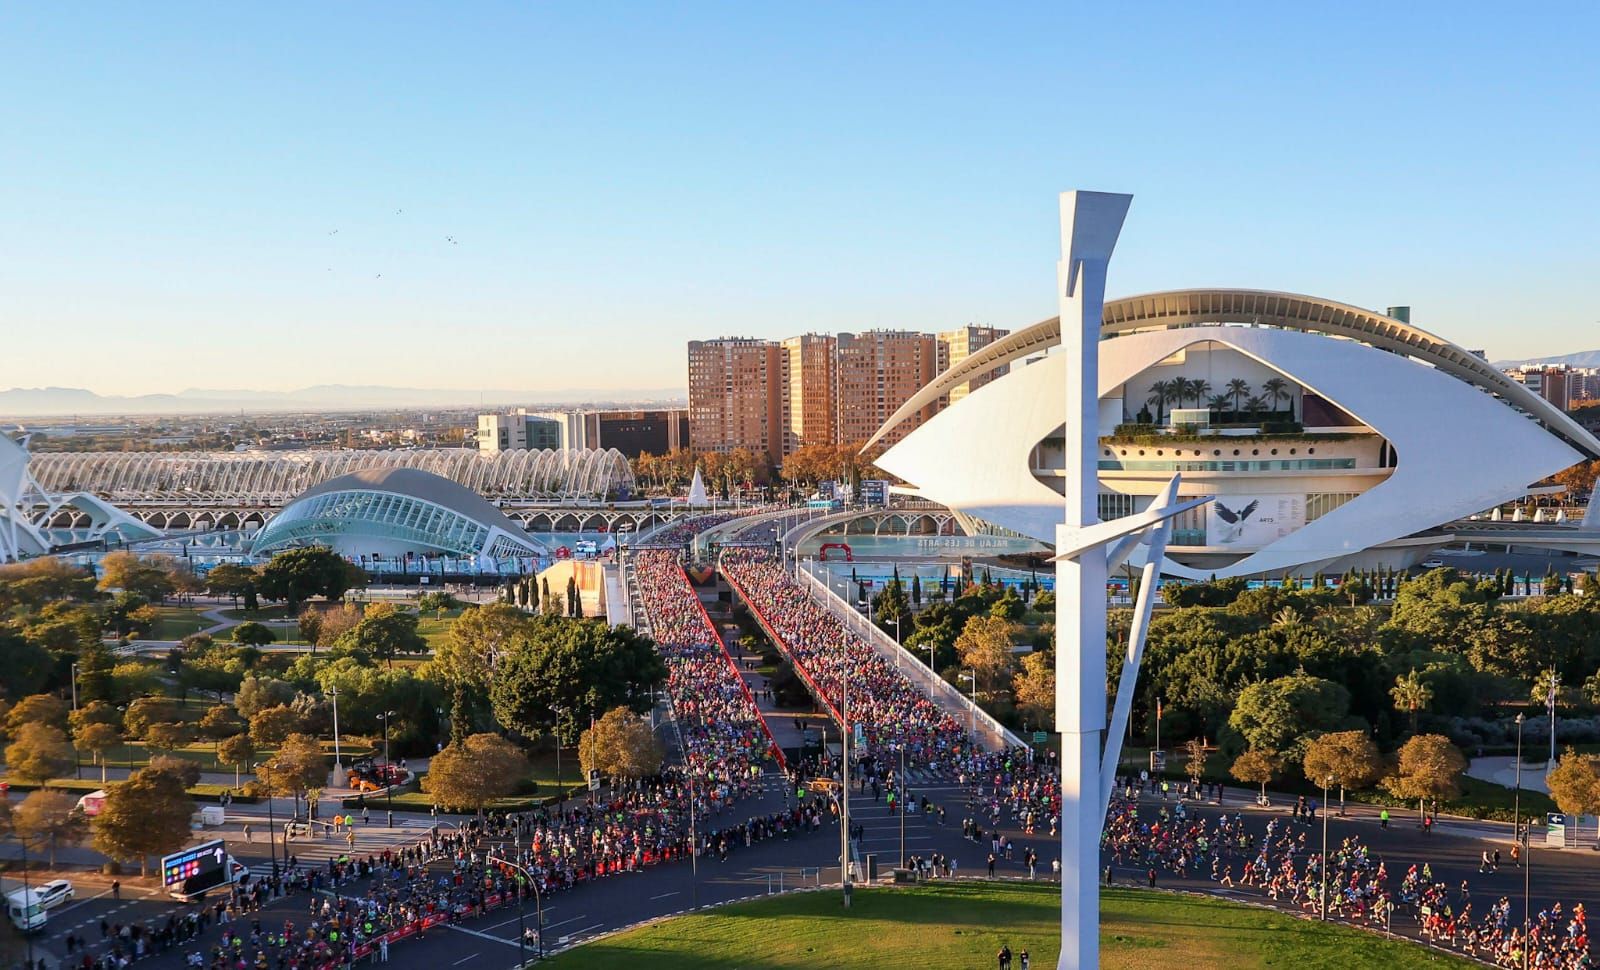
329 229 339 235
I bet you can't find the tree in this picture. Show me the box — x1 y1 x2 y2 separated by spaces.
249 705 303 747
1230 748 1282 802
255 546 364 609
954 615 1017 694
1301 730 1384 814
123 696 178 738
231 621 276 648
314 602 363 652
13 789 87 866
490 619 665 742
1262 376 1291 415
1390 669 1434 735
1226 378 1251 413
146 753 201 789
872 580 911 632
578 707 665 783
1227 671 1351 756
1012 652 1055 728
256 733 328 807
199 704 245 748
566 576 579 618
205 563 258 608
0 633 53 700
219 733 256 790
422 733 529 814
334 608 427 669
5 723 77 783
68 699 122 733
144 721 192 755
6 693 69 735
292 606 324 652
75 721 123 784
93 766 195 875
235 675 297 718
1183 737 1209 788
97 551 177 601
1545 749 1600 845
1383 733 1467 819
435 603 531 689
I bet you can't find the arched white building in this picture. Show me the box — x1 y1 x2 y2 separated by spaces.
873 289 1600 579
1 432 160 562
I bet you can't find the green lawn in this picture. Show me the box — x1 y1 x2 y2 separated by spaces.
414 608 463 649
77 738 373 774
149 605 215 640
546 882 1478 970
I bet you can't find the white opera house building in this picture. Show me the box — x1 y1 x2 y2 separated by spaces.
874 289 1600 580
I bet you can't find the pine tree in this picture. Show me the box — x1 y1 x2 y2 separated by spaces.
567 576 579 617
911 573 922 605
530 576 540 611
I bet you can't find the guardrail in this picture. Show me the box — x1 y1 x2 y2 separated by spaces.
797 561 1025 753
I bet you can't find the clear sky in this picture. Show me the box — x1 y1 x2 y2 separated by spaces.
3 3 1597 396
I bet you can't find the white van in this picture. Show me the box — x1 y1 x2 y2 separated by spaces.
6 879 74 932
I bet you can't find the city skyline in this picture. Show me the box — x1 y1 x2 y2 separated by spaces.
5 4 1599 398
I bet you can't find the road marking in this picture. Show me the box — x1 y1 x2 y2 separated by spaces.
540 916 585 931
442 924 522 948
566 923 604 938
480 909 555 933
451 955 479 965
649 891 679 900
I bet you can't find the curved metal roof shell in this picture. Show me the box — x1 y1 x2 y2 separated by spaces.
863 288 1600 460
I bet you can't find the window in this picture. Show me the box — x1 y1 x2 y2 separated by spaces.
1098 493 1136 520
1305 492 1359 522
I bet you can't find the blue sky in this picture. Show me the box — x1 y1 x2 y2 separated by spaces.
3 3 1596 396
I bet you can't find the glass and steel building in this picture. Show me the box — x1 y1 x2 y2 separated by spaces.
250 467 543 560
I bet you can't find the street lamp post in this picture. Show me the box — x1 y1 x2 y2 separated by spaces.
254 761 278 873
71 662 81 778
486 853 543 963
1319 775 1332 921
1515 713 1529 970
841 634 852 909
378 710 397 765
327 686 343 782
898 743 907 869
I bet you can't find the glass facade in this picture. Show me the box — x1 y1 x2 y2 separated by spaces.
251 488 539 559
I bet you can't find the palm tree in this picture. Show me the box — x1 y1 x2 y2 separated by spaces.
1190 379 1212 408
1206 394 1230 414
1226 378 1251 413
1147 381 1171 424
1390 669 1433 735
1243 395 1268 417
1262 377 1291 416
1163 381 1186 420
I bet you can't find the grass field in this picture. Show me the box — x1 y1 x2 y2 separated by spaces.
149 605 216 640
545 882 1477 970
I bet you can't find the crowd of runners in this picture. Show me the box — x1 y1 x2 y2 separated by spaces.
632 548 782 785
719 548 966 765
1101 790 1592 968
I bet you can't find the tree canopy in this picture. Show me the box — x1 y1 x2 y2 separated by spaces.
490 617 665 741
92 767 195 876
423 733 529 813
255 546 364 608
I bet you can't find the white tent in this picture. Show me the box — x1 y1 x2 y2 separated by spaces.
687 467 709 506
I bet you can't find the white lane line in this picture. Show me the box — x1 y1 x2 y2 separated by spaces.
480 909 555 932
451 955 479 965
539 916 585 931
649 891 679 900
441 924 522 948
567 923 604 938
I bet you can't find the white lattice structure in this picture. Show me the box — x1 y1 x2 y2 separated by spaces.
28 448 636 505
1 433 160 562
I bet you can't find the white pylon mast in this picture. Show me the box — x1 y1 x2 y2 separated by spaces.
1054 190 1131 970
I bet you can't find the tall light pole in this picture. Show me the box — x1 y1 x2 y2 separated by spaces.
326 686 343 784
378 710 397 765
1319 775 1332 921
841 633 852 908
1516 712 1529 970
487 853 543 963
898 743 907 868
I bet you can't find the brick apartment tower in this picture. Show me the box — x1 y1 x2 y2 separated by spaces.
686 338 783 462
835 330 939 449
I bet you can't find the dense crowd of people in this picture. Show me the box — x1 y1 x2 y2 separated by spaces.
1101 791 1592 969
632 548 782 787
720 548 966 766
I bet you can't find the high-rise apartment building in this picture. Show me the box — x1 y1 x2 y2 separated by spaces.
687 338 783 460
1506 366 1573 412
835 330 939 448
780 334 838 455
937 325 1010 406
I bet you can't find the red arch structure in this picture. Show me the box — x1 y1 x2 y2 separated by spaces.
818 542 853 562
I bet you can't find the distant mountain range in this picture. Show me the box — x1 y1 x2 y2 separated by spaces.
1493 350 1600 370
0 385 686 418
